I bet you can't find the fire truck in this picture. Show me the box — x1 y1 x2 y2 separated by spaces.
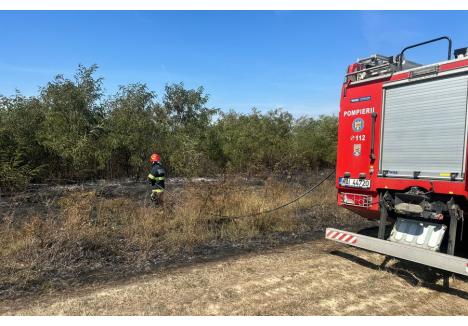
325 36 468 276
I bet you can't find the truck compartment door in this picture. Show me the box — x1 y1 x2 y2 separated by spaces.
379 74 468 180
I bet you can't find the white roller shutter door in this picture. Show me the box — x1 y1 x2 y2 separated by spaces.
380 74 468 180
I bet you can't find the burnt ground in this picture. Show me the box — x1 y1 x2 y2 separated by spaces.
2 177 467 315
0 176 275 223
0 176 377 313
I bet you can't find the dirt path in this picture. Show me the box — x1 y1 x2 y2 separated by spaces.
3 239 468 315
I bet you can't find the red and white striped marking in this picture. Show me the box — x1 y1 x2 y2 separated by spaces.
326 230 357 244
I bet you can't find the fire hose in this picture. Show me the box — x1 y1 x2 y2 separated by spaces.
214 169 335 219
152 169 336 219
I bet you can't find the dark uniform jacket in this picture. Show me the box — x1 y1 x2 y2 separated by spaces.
148 162 166 192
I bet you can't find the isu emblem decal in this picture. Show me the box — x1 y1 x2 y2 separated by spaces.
353 144 361 157
352 118 364 132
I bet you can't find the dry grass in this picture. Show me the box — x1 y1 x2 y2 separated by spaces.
5 240 468 315
0 175 361 301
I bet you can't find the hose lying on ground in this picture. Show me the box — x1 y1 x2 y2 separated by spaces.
210 169 335 219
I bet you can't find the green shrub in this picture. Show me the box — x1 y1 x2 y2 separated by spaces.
0 65 337 189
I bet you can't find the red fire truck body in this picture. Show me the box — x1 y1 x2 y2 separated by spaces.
337 57 468 219
327 37 468 277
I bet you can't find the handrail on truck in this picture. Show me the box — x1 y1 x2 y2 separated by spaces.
398 36 452 71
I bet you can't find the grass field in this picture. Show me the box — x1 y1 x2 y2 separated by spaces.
3 238 468 315
0 173 366 303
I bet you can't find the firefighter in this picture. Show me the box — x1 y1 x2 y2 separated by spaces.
148 153 166 205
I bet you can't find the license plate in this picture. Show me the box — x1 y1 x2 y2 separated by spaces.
339 177 371 189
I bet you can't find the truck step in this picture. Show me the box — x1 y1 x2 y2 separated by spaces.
325 227 468 276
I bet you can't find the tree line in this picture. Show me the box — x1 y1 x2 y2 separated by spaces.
0 65 337 191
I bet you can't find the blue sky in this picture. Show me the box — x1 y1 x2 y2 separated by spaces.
1 11 467 117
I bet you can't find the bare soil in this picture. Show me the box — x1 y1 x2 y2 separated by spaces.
3 234 468 316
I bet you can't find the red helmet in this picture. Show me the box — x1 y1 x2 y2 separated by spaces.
150 153 161 163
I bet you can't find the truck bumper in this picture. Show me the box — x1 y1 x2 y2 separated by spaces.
325 227 468 276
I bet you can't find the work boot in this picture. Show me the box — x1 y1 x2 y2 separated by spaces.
150 192 163 206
